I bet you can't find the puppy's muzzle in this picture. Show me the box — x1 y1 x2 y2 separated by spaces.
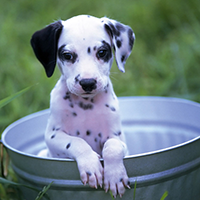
79 79 97 92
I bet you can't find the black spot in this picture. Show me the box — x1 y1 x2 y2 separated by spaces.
113 45 116 52
86 130 91 136
91 98 94 103
105 104 116 111
104 24 113 38
79 101 83 108
98 133 102 138
66 143 71 149
69 103 74 108
79 102 93 110
120 178 123 182
114 131 121 136
104 84 109 93
116 23 126 33
86 172 92 176
51 134 55 139
128 28 134 50
63 91 71 100
76 131 80 136
110 106 116 112
116 40 122 48
52 127 60 131
75 74 80 83
108 22 120 37
121 55 126 63
83 97 89 100
94 138 98 142
93 46 97 51
87 47 91 54
72 112 77 116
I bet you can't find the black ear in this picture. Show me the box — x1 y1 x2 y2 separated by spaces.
30 21 63 77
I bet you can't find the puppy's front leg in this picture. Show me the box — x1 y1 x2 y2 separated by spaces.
46 131 103 188
102 138 129 198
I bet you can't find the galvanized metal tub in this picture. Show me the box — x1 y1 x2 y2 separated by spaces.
1 96 200 200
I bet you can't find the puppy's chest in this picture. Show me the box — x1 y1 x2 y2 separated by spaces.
61 93 120 134
51 87 122 154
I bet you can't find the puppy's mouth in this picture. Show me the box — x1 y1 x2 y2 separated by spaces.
67 79 105 98
81 92 97 98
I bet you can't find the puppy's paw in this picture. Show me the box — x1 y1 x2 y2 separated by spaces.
104 162 130 198
76 151 103 189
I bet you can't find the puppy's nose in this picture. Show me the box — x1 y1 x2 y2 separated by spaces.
79 79 97 92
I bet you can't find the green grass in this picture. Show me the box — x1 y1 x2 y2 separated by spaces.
160 191 168 200
0 0 200 199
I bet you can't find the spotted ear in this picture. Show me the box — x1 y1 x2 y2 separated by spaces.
30 21 63 77
103 18 135 72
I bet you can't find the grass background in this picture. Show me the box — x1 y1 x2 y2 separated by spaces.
0 0 200 199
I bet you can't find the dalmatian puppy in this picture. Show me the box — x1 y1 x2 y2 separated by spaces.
31 15 135 198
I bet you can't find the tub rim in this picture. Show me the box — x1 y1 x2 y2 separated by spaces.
1 96 200 162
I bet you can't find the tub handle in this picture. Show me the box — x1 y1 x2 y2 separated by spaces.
0 141 9 178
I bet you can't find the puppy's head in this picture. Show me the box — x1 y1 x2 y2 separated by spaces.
31 15 135 97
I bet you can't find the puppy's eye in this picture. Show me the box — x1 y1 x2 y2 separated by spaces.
63 52 73 61
97 49 107 58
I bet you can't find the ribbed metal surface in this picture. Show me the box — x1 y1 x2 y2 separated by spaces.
2 97 200 200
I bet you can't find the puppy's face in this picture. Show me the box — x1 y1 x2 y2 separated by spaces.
31 15 135 98
57 16 113 98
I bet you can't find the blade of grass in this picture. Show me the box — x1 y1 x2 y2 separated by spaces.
0 177 40 193
0 183 7 198
35 182 53 200
0 84 37 109
109 190 115 200
160 191 168 200
133 179 137 200
0 177 52 200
